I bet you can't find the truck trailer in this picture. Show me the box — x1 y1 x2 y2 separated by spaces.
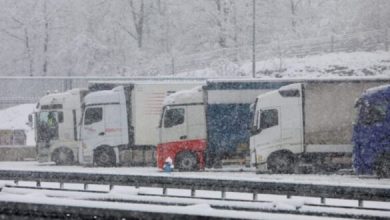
35 88 88 164
353 84 390 177
157 79 293 171
79 81 203 166
250 79 390 173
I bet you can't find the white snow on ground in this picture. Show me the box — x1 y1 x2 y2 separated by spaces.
174 50 390 78
0 192 352 220
0 104 35 146
2 186 389 219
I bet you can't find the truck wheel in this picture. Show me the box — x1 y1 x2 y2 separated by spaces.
94 147 116 167
52 148 74 165
175 152 198 171
267 152 295 174
375 155 390 178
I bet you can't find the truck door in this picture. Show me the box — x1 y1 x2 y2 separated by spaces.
253 107 281 151
102 104 124 147
160 106 187 144
81 106 105 150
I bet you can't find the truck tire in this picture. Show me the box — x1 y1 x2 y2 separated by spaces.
267 152 295 174
375 154 390 178
94 147 116 167
175 151 198 171
52 147 74 165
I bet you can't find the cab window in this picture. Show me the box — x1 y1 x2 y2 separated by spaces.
260 109 278 129
164 108 185 128
84 107 103 125
360 102 388 125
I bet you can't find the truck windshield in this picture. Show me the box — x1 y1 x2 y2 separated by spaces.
36 111 61 142
358 101 388 126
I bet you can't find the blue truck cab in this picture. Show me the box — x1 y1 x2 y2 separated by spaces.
353 85 390 177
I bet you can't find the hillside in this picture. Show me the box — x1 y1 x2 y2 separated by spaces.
175 50 390 78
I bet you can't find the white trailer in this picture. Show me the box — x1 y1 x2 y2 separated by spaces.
79 81 203 166
35 88 88 164
250 79 390 173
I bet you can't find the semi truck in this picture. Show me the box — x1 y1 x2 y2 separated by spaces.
353 84 390 177
249 79 390 173
157 79 292 171
79 81 203 166
34 88 88 164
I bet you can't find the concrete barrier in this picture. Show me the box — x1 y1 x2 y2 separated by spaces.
0 146 36 161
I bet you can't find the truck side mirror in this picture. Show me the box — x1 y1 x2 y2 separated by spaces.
27 114 33 128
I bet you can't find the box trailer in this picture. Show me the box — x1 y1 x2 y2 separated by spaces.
79 81 203 166
353 84 390 177
250 79 390 173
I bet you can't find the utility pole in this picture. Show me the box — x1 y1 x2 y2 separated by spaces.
252 0 256 78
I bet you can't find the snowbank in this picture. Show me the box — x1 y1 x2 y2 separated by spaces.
0 104 36 146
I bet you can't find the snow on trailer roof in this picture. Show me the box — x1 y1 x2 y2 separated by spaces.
207 76 390 83
206 77 390 90
88 80 205 92
163 86 204 106
89 79 205 85
0 76 209 80
362 84 390 97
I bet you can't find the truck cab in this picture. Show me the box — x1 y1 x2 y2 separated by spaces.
35 88 88 164
353 85 390 177
80 86 129 166
157 86 206 171
250 83 303 173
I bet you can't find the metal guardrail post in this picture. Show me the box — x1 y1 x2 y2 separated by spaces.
252 192 258 201
191 188 196 197
221 189 226 200
163 187 167 196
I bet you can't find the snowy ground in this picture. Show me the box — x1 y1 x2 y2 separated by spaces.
0 161 389 188
0 104 35 145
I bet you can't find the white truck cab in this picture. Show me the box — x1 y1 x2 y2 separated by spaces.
80 86 128 165
157 86 207 170
250 83 303 172
36 88 88 164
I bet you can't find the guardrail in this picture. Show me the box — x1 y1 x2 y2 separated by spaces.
0 201 228 220
0 170 389 206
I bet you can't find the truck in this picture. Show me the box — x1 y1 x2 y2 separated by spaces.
353 84 390 177
79 81 203 166
157 79 292 171
249 79 390 174
34 88 88 164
